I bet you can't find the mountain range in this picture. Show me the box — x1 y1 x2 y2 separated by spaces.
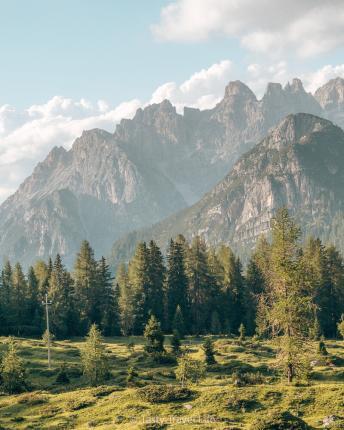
111 113 344 266
1 77 344 267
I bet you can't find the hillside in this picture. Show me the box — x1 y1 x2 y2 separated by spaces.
111 113 344 265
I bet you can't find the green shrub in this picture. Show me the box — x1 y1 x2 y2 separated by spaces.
65 396 95 411
55 363 70 384
17 392 48 405
250 411 311 429
137 384 192 403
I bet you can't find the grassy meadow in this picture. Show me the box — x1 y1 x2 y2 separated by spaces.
0 336 343 429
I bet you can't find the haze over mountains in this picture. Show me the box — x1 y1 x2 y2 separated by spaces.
112 113 344 265
1 77 344 267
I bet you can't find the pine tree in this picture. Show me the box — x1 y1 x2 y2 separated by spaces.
33 260 51 301
117 264 135 336
239 323 246 341
128 242 151 334
97 257 120 336
0 337 27 394
202 337 216 365
49 254 76 338
0 261 13 334
171 330 181 355
147 241 165 323
217 246 245 334
172 305 186 339
73 241 99 332
337 315 344 339
80 324 109 386
165 237 189 332
186 236 212 334
144 315 165 355
245 257 265 335
262 208 314 383
12 263 28 334
26 266 42 332
175 355 206 387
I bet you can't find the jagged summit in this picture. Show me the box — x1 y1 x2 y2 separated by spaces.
1 77 344 267
224 80 257 100
111 113 344 266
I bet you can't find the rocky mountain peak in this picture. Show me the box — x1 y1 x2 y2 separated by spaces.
285 78 305 93
269 113 331 145
315 77 344 110
224 80 257 101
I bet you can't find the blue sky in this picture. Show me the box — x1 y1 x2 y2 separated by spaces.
0 0 343 202
0 0 240 108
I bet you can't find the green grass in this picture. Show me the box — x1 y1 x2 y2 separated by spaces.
0 336 343 429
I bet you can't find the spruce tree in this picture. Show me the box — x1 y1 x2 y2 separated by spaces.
117 264 135 336
80 324 109 386
0 261 13 333
172 305 186 339
12 263 28 334
337 315 344 339
73 241 99 332
147 241 165 324
0 337 27 394
97 257 120 336
165 237 189 332
26 266 42 332
144 315 165 355
171 330 181 355
186 236 212 334
202 337 216 365
49 254 76 338
262 208 313 383
239 323 246 341
128 242 151 334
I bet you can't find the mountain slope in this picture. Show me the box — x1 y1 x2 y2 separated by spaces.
1 77 344 267
0 129 186 267
111 113 344 265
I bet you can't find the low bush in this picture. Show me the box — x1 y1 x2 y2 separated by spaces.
250 411 311 429
65 396 95 411
17 392 48 405
137 384 193 403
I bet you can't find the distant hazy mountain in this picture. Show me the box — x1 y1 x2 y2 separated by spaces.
111 113 344 265
1 77 344 267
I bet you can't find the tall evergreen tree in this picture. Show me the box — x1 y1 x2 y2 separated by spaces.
165 237 189 332
186 236 212 334
262 208 314 383
0 261 13 333
117 264 135 336
128 242 151 334
73 240 99 332
49 254 76 338
147 241 165 323
26 267 42 332
12 263 28 334
97 257 120 336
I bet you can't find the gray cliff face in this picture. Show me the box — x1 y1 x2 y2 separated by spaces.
315 77 344 127
0 129 186 267
1 77 344 267
111 114 344 265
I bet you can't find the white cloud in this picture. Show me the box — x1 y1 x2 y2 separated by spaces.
1 58 344 204
0 97 141 202
301 65 344 93
150 60 232 111
246 61 290 97
152 0 344 58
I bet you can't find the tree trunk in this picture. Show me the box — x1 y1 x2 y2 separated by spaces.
287 363 293 383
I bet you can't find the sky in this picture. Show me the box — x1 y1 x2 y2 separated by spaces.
0 0 344 202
